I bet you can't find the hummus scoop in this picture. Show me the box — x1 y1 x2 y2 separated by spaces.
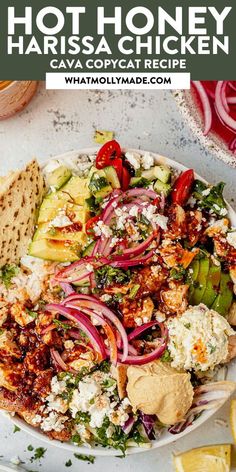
127 360 194 425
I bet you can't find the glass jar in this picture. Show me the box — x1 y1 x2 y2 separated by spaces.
0 81 38 120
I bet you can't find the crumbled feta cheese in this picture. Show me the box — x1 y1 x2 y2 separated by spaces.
46 393 68 413
101 294 112 302
141 153 154 170
206 218 229 237
51 376 67 395
41 411 68 432
125 151 141 170
202 188 211 196
135 317 142 326
129 205 139 218
86 263 94 272
227 231 236 249
187 196 197 208
31 414 42 425
50 215 72 227
94 221 112 238
64 340 75 350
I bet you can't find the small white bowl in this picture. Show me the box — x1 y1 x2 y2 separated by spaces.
173 89 236 168
1 147 236 456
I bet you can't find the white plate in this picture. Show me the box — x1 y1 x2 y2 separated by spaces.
2 147 236 456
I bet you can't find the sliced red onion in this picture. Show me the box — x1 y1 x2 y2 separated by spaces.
128 320 165 341
50 348 70 372
63 294 129 362
192 81 212 135
46 304 106 360
124 188 158 200
114 233 157 260
111 249 155 268
116 338 167 365
215 81 236 132
59 282 76 296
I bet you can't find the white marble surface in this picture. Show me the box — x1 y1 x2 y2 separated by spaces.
0 82 235 472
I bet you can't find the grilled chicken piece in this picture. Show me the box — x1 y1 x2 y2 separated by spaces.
0 330 21 358
10 302 35 327
160 281 189 315
164 204 186 240
33 369 53 398
0 365 19 391
110 364 128 400
47 426 71 442
24 344 50 373
134 265 167 296
120 296 154 328
0 388 42 426
159 240 198 269
42 330 63 349
213 236 236 265
186 210 204 246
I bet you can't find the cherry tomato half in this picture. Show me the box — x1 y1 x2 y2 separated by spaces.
96 140 121 169
121 166 131 191
85 215 100 237
171 169 194 206
112 157 123 181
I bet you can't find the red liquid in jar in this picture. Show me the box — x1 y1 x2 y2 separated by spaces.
190 81 236 151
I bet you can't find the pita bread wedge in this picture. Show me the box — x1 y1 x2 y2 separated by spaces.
0 159 46 267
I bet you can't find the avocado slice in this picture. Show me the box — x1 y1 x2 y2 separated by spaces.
34 223 88 246
190 257 210 305
60 176 90 205
82 241 96 257
28 239 80 262
187 259 200 300
211 273 233 316
38 195 67 224
201 262 221 307
47 166 72 190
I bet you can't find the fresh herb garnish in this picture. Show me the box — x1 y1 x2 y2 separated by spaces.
208 343 216 354
193 180 227 216
0 264 19 288
161 349 172 363
170 266 186 280
129 284 140 299
184 323 191 329
53 319 71 331
74 453 95 464
27 445 34 451
13 425 21 433
75 411 91 424
26 308 38 319
71 433 82 445
65 459 72 467
95 265 131 288
102 378 116 389
30 447 47 462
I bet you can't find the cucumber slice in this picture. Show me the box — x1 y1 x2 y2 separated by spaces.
89 170 112 198
142 165 171 183
211 273 233 317
47 166 72 190
153 180 171 196
130 176 149 188
82 241 96 257
104 166 121 189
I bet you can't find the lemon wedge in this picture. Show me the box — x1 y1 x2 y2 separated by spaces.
230 399 236 444
173 444 231 472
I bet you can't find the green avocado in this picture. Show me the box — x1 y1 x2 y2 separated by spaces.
211 272 233 317
47 165 72 190
28 239 80 262
190 257 210 305
187 259 200 300
201 262 221 307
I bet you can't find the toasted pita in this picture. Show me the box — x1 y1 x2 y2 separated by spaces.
111 364 128 399
0 159 46 267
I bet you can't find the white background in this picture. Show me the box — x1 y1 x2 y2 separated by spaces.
0 82 235 471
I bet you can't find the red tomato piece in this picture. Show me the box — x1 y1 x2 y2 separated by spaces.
112 157 123 181
121 166 131 191
85 215 100 237
171 169 194 206
96 140 121 169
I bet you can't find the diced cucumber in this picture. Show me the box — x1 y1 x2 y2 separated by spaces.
154 180 171 196
47 166 72 190
129 176 149 188
82 241 96 257
142 165 171 183
104 166 121 189
153 165 171 184
89 170 112 199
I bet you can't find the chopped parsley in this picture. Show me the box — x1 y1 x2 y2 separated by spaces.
129 284 140 299
0 264 19 288
13 425 21 433
161 349 172 363
170 266 186 280
184 323 191 330
208 343 216 354
102 378 116 389
193 180 227 216
75 411 91 424
30 447 47 462
53 319 71 331
95 265 131 288
74 453 95 464
27 445 34 451
71 433 82 445
65 459 72 467
26 308 38 319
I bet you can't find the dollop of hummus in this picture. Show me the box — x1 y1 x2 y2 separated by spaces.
127 360 193 425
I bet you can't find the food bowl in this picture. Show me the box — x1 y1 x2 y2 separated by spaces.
1 147 236 456
173 89 236 168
